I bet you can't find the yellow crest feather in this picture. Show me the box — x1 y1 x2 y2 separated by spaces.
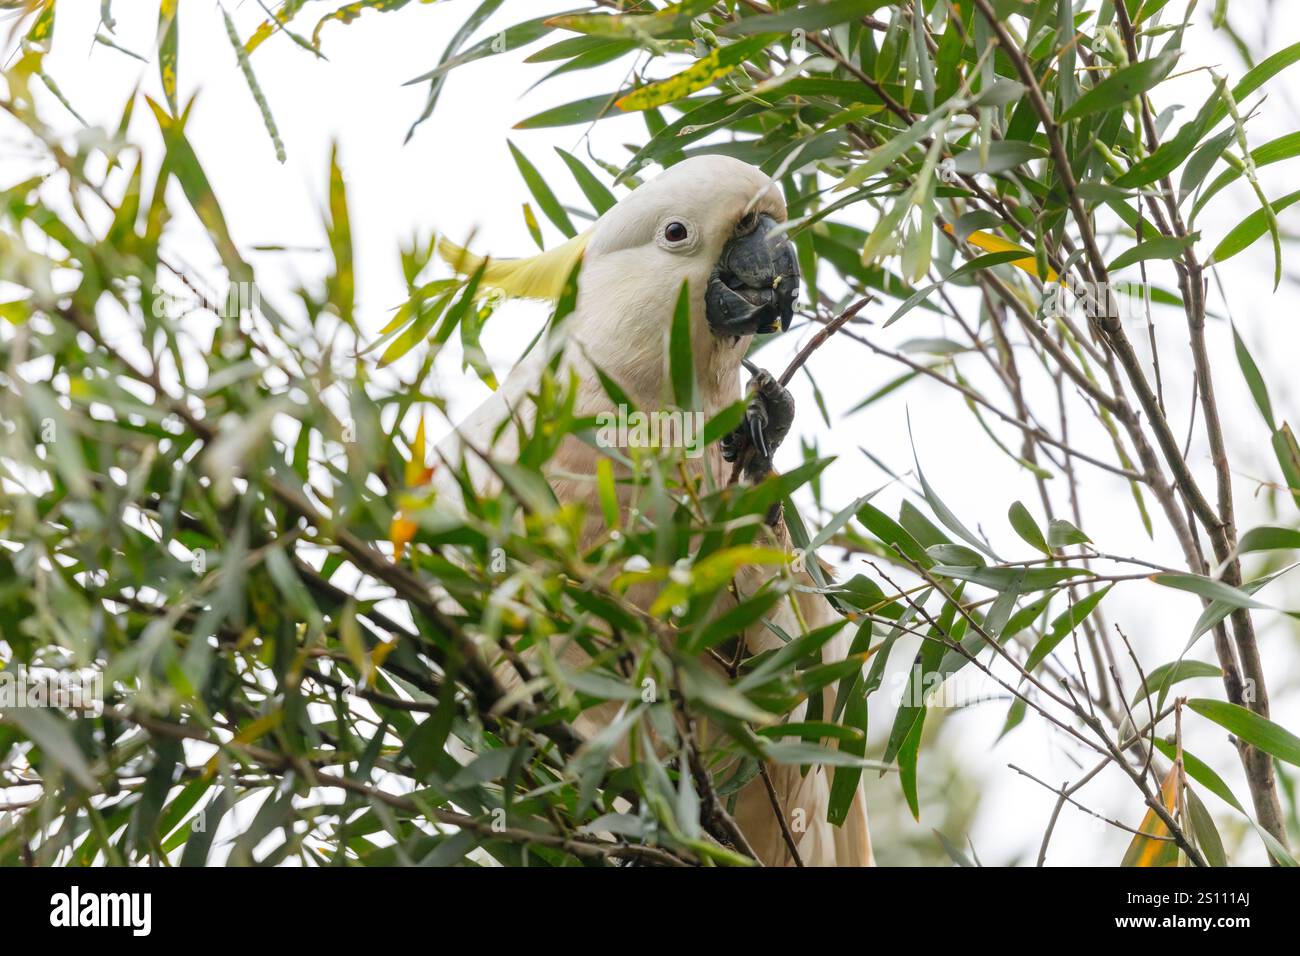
437 231 590 301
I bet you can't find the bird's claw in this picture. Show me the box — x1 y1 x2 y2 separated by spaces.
725 365 794 484
749 411 769 461
720 430 740 463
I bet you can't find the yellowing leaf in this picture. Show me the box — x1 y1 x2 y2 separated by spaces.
404 415 432 487
942 223 1058 283
1121 764 1182 867
389 512 418 560
202 710 284 779
546 3 710 39
369 639 397 678
312 0 419 49
390 414 438 558
245 0 310 54
26 0 55 51
616 37 767 112
158 0 179 116
0 300 31 325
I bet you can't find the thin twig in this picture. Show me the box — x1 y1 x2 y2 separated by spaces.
758 763 805 867
728 297 872 485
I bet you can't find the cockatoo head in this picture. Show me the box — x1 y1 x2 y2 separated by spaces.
437 155 799 403
582 155 799 340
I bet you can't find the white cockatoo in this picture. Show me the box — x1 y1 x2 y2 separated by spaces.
431 155 872 867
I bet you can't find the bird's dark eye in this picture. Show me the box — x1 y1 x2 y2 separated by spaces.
665 221 689 243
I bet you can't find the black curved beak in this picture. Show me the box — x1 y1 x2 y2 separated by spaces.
705 213 800 337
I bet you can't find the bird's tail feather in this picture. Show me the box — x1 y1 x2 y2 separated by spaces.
730 570 875 867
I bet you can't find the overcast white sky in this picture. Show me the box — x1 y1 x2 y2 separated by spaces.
10 0 1300 865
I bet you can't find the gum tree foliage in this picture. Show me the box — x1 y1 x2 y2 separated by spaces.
1 0 1299 866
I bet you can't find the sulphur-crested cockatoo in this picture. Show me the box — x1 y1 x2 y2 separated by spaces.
432 155 872 867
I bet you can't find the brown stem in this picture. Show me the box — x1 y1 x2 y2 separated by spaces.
974 0 1288 855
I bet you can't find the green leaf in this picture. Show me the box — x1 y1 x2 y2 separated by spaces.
949 210 1006 241
1188 698 1300 767
515 93 619 129
980 572 1025 642
809 488 884 553
669 280 695 410
857 502 932 567
1131 660 1222 706
507 139 576 238
403 0 510 139
4 708 96 790
1150 738 1298 865
997 696 1028 741
1210 187 1300 263
836 108 948 195
911 430 1000 560
548 1 714 38
1187 568 1288 650
1194 131 1300 218
1272 423 1300 510
1060 51 1179 124
1151 572 1269 609
325 143 354 326
680 662 774 726
1107 234 1196 272
827 627 872 825
27 0 55 49
1153 738 1244 812
1024 585 1112 672
926 544 986 567
146 97 251 281
421 829 479 866
686 586 787 653
1180 127 1236 201
721 0 872 35
1232 323 1276 429
883 251 1027 327
554 147 616 215
1185 786 1228 868
377 286 456 367
1115 85 1221 189
951 140 1046 175
897 701 924 820
595 457 620 530
763 742 888 770
934 830 977 866
1046 518 1090 549
179 790 232 866
1008 501 1050 555
758 722 864 745
1207 40 1300 128
932 565 1089 591
701 399 746 448
1238 526 1300 554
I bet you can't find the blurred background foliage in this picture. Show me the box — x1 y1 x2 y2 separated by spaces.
1 0 1299 866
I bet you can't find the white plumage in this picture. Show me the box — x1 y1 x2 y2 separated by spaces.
433 155 872 866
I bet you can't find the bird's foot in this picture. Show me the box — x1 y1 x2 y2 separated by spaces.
721 364 794 486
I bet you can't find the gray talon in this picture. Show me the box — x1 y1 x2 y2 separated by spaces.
724 365 795 484
749 410 769 460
